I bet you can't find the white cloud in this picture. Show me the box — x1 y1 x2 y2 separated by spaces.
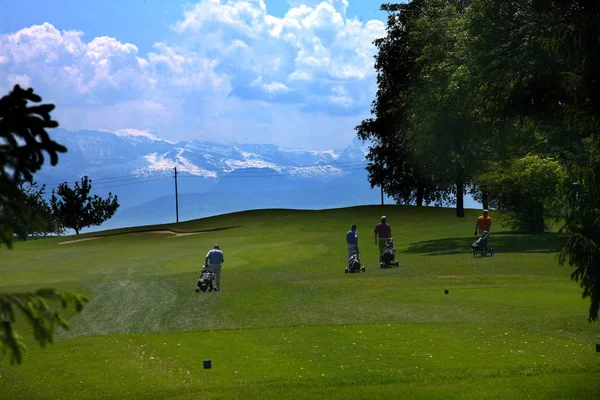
109 128 174 143
250 76 263 86
54 98 185 138
298 2 345 30
3 23 85 64
86 36 138 63
173 0 385 105
262 81 291 95
329 85 353 107
0 1 386 149
288 71 311 81
0 22 229 99
7 74 31 88
174 0 268 38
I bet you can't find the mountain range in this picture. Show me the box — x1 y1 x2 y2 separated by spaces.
36 128 410 232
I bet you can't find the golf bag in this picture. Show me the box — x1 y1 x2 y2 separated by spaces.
472 231 494 257
196 265 215 292
380 238 399 268
345 246 366 273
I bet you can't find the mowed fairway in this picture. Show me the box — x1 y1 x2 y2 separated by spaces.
1 205 599 399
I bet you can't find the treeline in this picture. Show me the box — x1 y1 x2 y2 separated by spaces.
1 85 91 364
3 177 119 238
358 0 599 320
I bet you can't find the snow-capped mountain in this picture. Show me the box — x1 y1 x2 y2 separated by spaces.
41 128 369 180
35 128 387 230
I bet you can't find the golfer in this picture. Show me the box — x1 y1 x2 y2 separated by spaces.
474 210 492 256
374 216 392 261
346 224 359 259
205 244 224 292
474 209 492 236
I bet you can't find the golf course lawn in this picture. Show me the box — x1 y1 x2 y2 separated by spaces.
1 205 599 399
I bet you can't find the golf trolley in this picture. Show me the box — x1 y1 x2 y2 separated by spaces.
196 265 215 292
346 246 366 273
380 238 399 268
472 231 494 258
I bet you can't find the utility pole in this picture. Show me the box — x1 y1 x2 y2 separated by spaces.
174 167 179 223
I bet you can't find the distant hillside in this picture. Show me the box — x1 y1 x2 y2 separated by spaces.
37 128 480 232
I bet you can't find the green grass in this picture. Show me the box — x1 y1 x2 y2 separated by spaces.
1 205 599 399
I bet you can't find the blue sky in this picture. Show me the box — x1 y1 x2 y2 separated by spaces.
1 0 393 149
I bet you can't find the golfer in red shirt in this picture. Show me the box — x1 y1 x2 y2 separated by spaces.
374 216 392 261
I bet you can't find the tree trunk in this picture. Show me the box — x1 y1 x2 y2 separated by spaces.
531 201 545 234
75 228 79 235
456 167 465 218
481 190 489 210
416 184 424 207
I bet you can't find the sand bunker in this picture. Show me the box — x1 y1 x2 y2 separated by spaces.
148 230 205 238
57 229 205 245
58 237 102 245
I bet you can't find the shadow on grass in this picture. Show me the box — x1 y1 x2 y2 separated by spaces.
404 233 566 255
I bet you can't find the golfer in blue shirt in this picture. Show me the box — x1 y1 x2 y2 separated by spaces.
346 224 358 259
205 244 225 291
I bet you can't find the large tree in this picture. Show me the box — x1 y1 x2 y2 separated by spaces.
465 0 600 320
356 1 451 207
3 179 64 237
358 1 494 216
364 0 600 319
540 0 600 322
51 176 119 235
1 85 66 246
478 155 567 233
412 0 504 217
0 85 88 364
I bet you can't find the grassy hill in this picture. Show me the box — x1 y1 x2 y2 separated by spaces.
1 205 598 399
